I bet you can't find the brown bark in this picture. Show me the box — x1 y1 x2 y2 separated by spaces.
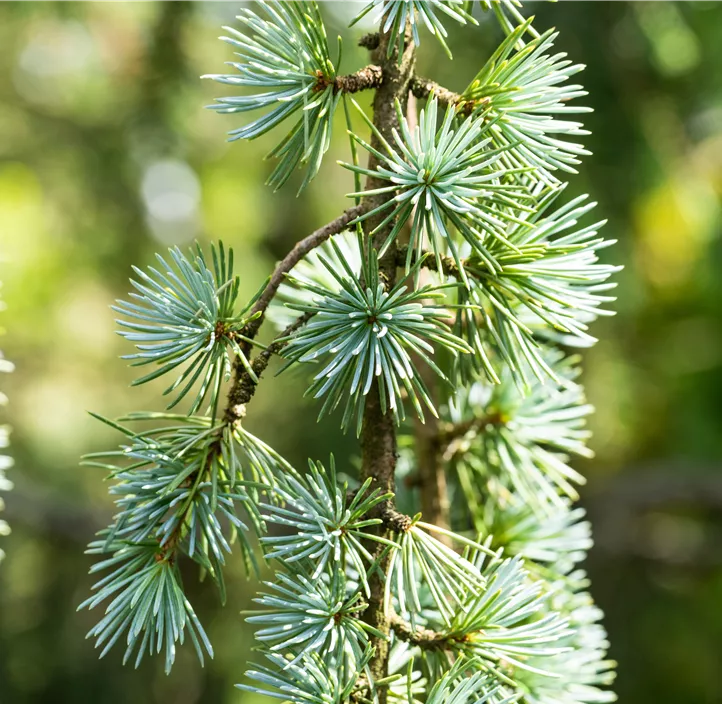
223 313 314 424
359 32 381 51
334 65 383 93
358 25 416 702
409 75 463 107
409 75 487 116
388 612 449 650
221 205 366 424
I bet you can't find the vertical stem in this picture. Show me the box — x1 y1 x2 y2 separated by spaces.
359 25 416 702
413 409 451 536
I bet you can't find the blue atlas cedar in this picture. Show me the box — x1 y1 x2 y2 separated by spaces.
81 2 618 703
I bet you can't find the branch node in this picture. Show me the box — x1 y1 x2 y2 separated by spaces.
230 403 246 421
381 507 413 533
333 65 383 94
359 32 380 50
389 613 449 650
409 75 489 117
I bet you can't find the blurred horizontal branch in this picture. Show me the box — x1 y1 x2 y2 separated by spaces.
6 465 722 569
586 465 722 567
3 474 107 544
588 466 722 510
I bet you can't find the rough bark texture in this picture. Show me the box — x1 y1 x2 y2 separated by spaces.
359 26 416 701
335 65 383 93
410 75 463 107
409 75 487 117
389 612 448 649
223 313 314 423
222 205 366 424
359 32 381 51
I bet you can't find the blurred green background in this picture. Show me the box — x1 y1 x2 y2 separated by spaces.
1 2 722 703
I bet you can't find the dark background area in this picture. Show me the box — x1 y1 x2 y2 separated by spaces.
1 2 721 703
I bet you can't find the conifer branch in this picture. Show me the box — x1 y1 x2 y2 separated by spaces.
224 313 313 422
380 505 413 533
358 22 416 700
437 412 507 451
389 612 449 650
359 32 381 51
82 4 619 700
140 306 314 564
409 75 466 109
246 204 367 335
222 204 368 423
332 65 384 94
402 93 452 539
156 437 222 562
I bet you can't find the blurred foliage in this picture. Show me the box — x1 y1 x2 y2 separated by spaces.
0 2 721 703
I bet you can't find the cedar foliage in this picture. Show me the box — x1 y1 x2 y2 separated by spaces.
81 3 618 703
